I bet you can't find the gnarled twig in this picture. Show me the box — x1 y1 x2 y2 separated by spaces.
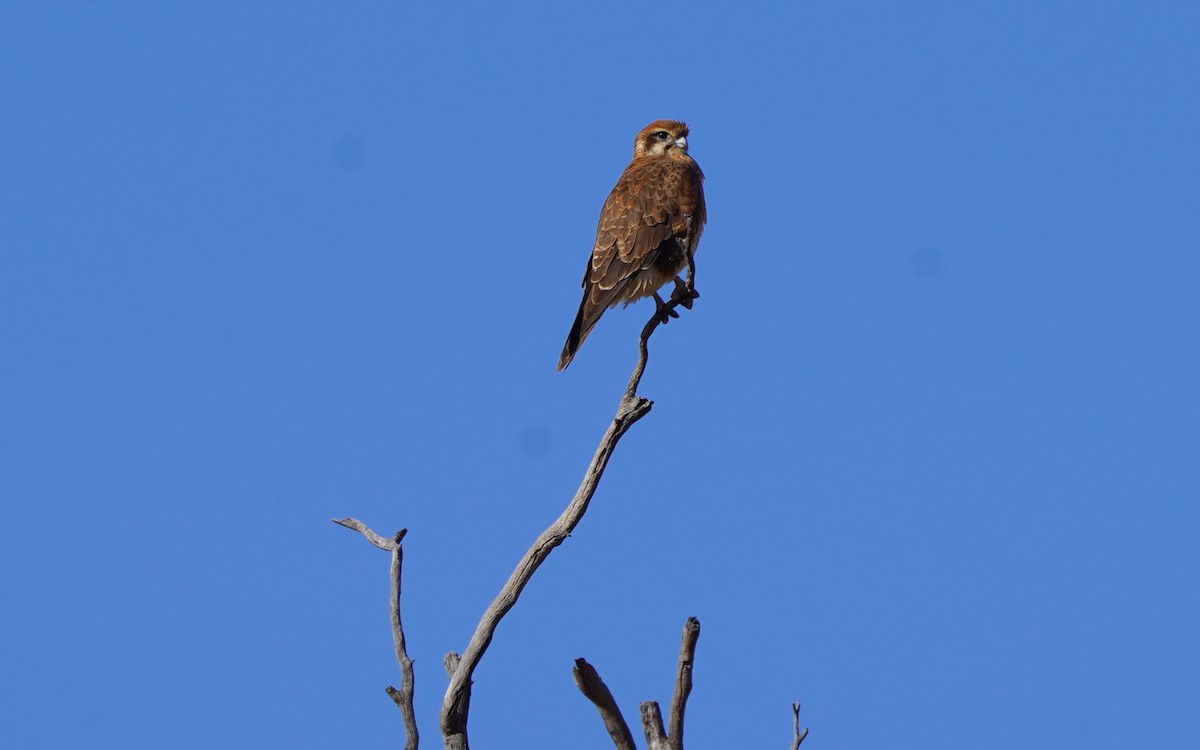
332 521 419 750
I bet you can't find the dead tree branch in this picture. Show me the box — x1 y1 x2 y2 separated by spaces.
439 393 652 748
667 617 700 750
576 617 703 750
333 517 396 551
576 618 810 750
640 702 670 750
791 701 809 749
573 659 637 750
387 532 419 750
336 287 698 749
334 281 808 748
439 294 694 750
635 617 700 750
333 520 419 750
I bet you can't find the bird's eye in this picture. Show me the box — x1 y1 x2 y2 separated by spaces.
655 131 670 140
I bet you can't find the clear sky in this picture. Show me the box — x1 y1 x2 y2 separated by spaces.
2 2 1197 748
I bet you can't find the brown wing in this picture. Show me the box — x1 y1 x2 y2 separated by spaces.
558 158 705 370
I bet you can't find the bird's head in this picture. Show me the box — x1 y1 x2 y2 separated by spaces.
633 120 691 159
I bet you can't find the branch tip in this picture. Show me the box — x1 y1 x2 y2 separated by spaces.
667 616 700 750
640 702 670 750
573 658 637 750
440 316 663 744
443 651 461 677
332 517 394 550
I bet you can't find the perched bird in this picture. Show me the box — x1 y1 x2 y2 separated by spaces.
557 119 707 371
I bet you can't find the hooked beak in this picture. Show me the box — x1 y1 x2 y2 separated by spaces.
673 136 688 152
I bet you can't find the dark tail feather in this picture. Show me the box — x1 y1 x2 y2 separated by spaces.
557 297 590 371
559 279 629 370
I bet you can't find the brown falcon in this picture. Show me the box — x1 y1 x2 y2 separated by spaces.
557 119 707 371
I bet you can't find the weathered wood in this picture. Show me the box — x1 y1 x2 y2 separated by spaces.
332 523 418 750
791 701 809 749
640 702 670 750
439 393 653 748
573 658 637 750
667 617 700 750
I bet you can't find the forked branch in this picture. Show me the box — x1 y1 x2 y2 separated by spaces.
336 286 698 750
791 701 809 749
574 613 805 750
576 617 702 750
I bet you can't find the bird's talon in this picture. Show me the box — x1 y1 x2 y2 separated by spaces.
653 293 680 324
670 278 699 310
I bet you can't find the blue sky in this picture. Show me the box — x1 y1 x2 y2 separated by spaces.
2 1 1197 748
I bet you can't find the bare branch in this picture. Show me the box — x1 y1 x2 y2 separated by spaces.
332 517 397 551
388 533 419 750
440 651 468 750
439 393 653 747
640 702 670 750
791 701 809 749
438 287 697 747
333 521 417 750
667 617 700 750
573 659 637 750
